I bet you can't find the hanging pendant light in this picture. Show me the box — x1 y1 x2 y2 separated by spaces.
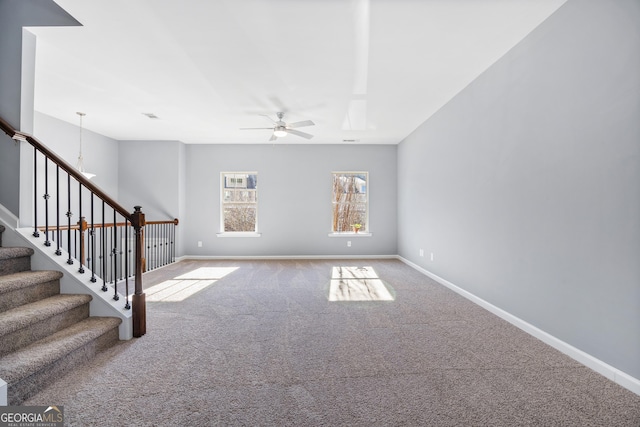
75 112 95 179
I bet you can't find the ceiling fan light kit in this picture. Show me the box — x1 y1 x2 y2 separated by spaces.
273 126 288 138
241 111 315 141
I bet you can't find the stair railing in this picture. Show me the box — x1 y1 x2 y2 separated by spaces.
41 220 138 298
40 217 178 289
0 116 174 337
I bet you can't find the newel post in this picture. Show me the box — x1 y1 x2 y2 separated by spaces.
131 206 146 337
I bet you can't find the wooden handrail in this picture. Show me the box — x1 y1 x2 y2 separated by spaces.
38 218 178 231
146 218 179 226
0 116 131 221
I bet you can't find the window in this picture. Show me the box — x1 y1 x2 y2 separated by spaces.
332 172 368 233
221 172 258 232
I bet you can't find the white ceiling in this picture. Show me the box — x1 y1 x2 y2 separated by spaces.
28 0 567 145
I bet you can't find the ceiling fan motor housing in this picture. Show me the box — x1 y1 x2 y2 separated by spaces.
240 111 315 140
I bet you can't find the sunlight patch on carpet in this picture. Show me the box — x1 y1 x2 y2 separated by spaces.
329 266 394 301
147 266 238 302
174 266 239 280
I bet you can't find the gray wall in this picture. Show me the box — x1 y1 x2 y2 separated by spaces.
31 119 398 259
184 143 397 257
118 140 186 256
118 140 183 219
34 112 120 199
398 0 640 378
0 0 78 216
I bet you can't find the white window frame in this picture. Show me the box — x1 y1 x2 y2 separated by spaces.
329 171 371 236
218 172 261 237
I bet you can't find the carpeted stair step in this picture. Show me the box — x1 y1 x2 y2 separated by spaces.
0 293 92 358
0 270 63 313
0 225 124 405
0 246 34 276
0 316 122 405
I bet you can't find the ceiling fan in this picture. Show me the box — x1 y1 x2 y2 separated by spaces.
240 112 314 141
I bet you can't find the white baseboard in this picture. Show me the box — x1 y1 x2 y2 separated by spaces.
0 203 18 229
181 254 398 260
397 256 640 397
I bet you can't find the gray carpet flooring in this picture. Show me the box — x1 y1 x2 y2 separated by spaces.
23 259 640 426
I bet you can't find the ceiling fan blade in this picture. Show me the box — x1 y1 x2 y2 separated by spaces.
287 129 314 139
239 127 274 130
269 133 278 142
288 120 315 128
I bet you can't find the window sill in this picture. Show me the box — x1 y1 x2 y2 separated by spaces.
327 232 372 237
217 232 262 238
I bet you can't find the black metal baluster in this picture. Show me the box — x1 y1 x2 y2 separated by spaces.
43 158 51 246
106 226 110 283
146 224 152 271
55 166 61 256
78 182 84 273
162 224 170 265
162 224 165 267
153 223 157 270
66 174 73 265
101 200 107 292
158 223 161 269
128 223 133 278
118 221 124 281
110 226 114 284
155 224 159 269
116 221 121 282
148 224 151 271
166 224 170 266
124 219 130 310
162 224 165 268
156 223 160 269
151 223 155 271
113 209 119 301
33 149 39 238
158 223 163 268
171 221 176 263
90 192 97 282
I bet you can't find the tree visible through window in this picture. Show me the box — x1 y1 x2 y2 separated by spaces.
332 172 368 233
221 172 257 232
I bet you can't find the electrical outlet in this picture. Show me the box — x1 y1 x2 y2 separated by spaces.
419 249 424 257
347 241 351 247
197 241 203 247
430 252 434 261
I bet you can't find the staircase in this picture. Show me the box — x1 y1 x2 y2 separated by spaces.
0 224 121 405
